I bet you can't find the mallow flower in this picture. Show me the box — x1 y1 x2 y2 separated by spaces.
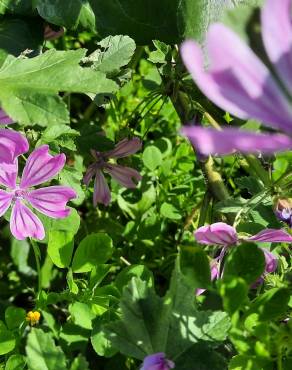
0 145 76 240
84 137 142 206
141 353 175 370
194 222 288 292
181 0 292 155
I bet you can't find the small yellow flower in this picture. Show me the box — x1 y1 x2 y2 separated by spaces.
26 311 41 326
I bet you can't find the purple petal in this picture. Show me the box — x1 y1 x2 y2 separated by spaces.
106 138 142 158
0 160 17 188
0 129 29 167
261 0 292 93
0 109 14 125
0 190 12 216
105 163 141 188
181 126 292 156
20 145 66 188
93 169 111 206
248 229 292 243
181 25 292 134
195 222 238 246
262 248 278 273
44 24 64 40
10 199 45 240
83 164 96 186
25 186 76 218
141 353 175 370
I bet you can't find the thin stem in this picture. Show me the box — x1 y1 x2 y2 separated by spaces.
30 239 42 296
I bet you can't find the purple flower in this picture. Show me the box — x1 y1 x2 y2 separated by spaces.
141 353 175 370
274 198 292 228
0 129 29 172
0 109 13 125
262 248 278 273
195 222 292 246
0 145 76 240
84 137 142 206
181 0 292 155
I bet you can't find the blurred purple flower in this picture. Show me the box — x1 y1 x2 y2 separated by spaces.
262 248 278 273
84 137 142 206
274 198 292 228
195 222 292 246
44 24 64 41
141 353 175 370
181 0 292 155
0 145 76 240
0 109 13 125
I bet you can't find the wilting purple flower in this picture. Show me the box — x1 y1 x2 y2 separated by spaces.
196 260 220 296
44 24 64 41
181 0 292 155
0 109 13 125
0 129 29 172
195 222 292 246
141 353 175 370
84 137 142 206
274 198 292 228
0 145 76 240
262 248 278 273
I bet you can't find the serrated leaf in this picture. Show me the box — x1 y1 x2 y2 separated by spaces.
26 328 67 370
89 35 136 75
0 49 117 126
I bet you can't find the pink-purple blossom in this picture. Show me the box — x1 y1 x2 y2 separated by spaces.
141 353 175 370
0 129 29 172
194 222 288 292
194 222 292 246
0 109 13 125
0 145 76 240
84 137 142 206
181 0 292 155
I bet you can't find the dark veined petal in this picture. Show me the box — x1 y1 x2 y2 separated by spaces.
20 145 65 188
25 186 76 218
93 169 111 207
10 199 45 240
106 137 142 158
105 163 141 188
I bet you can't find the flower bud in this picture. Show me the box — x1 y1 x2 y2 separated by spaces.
274 198 292 227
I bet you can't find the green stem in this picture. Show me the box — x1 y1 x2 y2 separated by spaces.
30 239 42 296
198 191 212 227
277 346 283 370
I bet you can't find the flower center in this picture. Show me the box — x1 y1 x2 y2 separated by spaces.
13 188 28 200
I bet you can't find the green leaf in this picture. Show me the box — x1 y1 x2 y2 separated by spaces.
228 355 268 370
0 49 117 126
223 243 265 285
38 124 79 151
89 35 136 75
179 246 211 289
70 355 89 370
160 202 181 220
10 238 35 275
26 328 67 370
36 0 94 30
48 230 74 268
5 355 26 370
0 0 33 15
142 146 162 171
50 208 80 234
105 270 230 362
5 306 25 330
69 302 95 330
115 265 154 292
91 319 117 357
0 18 43 57
219 277 249 315
247 288 290 321
0 325 15 355
72 233 113 273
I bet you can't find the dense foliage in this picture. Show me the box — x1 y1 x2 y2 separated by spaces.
0 1 292 369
